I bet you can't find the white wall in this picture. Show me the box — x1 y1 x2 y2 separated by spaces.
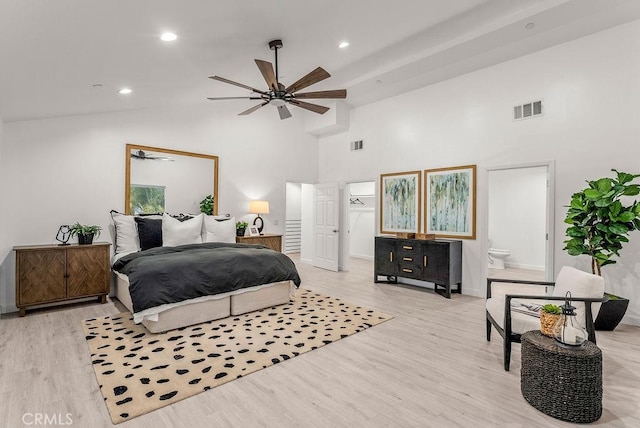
488 166 547 270
318 20 640 325
285 182 302 220
0 104 319 313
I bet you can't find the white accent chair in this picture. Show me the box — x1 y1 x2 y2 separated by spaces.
486 266 606 371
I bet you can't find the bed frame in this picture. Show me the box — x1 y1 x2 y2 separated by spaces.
114 273 293 333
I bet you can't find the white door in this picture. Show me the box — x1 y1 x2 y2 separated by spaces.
313 182 340 271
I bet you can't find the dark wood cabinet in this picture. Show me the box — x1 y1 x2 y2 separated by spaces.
374 237 462 298
14 242 111 316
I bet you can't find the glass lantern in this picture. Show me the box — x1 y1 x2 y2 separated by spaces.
552 291 588 347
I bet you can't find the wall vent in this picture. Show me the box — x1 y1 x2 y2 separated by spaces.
513 100 543 120
350 140 364 151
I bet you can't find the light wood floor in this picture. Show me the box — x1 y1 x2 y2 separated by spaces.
1 258 639 427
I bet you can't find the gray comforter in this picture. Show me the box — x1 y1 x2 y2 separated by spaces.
112 242 301 313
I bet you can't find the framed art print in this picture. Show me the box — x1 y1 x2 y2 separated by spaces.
380 171 421 235
424 165 476 239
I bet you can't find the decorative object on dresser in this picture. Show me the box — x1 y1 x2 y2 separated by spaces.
237 233 283 252
374 236 462 298
248 200 270 234
14 242 110 317
380 171 421 235
69 222 102 245
82 290 391 424
55 224 72 245
424 164 476 239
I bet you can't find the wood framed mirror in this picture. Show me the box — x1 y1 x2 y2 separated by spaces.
125 144 218 215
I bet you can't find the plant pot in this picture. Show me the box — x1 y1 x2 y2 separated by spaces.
594 295 629 331
236 228 246 237
77 233 95 245
540 312 561 337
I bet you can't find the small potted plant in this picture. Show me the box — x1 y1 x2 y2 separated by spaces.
199 194 214 215
70 222 102 245
540 304 562 337
236 221 248 237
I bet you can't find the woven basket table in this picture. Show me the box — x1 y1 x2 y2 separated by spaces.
521 330 602 423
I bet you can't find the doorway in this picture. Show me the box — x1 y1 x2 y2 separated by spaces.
340 180 376 272
487 162 554 281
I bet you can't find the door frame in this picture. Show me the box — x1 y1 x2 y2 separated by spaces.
485 160 555 281
341 179 377 272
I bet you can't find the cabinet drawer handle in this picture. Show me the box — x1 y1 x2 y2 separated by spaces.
402 245 413 250
402 268 413 273
389 252 393 262
403 257 412 262
424 256 428 267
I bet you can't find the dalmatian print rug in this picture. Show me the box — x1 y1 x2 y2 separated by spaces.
82 289 392 424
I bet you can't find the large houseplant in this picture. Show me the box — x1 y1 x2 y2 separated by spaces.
564 169 640 329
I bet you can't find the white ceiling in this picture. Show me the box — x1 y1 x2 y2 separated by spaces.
1 0 640 122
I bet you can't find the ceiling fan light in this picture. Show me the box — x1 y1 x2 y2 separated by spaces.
270 98 286 107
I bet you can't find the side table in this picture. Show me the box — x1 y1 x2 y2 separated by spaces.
521 330 602 423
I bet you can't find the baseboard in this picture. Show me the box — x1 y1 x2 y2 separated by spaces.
622 314 640 327
350 254 373 260
504 262 544 271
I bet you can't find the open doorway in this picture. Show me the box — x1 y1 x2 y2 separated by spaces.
340 180 376 272
284 182 314 263
487 162 554 281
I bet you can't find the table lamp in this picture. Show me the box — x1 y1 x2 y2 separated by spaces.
249 200 270 234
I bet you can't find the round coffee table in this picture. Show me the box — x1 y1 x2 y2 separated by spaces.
520 330 602 423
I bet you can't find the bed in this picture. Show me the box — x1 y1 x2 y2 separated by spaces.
110 211 301 333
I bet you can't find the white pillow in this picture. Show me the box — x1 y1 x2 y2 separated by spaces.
111 211 140 254
162 213 204 247
203 215 236 243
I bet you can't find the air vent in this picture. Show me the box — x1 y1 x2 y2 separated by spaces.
514 100 543 120
350 140 364 151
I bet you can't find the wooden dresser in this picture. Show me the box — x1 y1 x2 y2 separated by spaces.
236 234 283 252
14 242 111 316
374 236 462 298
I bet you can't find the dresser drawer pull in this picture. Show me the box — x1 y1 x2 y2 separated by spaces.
402 268 413 273
403 257 413 262
424 256 428 267
402 245 413 250
389 252 393 262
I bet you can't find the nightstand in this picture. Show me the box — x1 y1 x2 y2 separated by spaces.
236 234 282 252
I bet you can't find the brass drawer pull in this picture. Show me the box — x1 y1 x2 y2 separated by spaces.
402 245 413 250
403 257 412 262
389 252 393 262
402 268 413 273
424 256 428 267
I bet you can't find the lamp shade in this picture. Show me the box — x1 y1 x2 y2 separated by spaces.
249 200 270 215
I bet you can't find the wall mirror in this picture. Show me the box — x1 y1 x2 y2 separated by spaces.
125 143 218 215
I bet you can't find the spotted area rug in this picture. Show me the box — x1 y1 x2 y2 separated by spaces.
82 289 392 424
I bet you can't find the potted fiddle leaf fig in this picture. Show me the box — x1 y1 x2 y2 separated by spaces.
70 222 102 245
564 169 640 330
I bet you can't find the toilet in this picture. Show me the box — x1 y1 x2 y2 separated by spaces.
488 248 511 269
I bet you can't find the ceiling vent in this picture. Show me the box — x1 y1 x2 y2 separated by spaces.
514 100 543 120
350 140 363 151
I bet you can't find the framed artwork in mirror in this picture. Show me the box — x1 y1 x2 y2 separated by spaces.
380 171 421 235
424 164 476 239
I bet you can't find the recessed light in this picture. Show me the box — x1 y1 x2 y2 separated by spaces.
525 22 535 30
92 83 103 88
161 32 178 42
338 41 350 49
118 88 133 95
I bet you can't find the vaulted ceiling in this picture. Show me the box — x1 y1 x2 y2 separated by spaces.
1 0 639 122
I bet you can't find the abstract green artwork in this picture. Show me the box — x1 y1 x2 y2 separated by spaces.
425 165 476 239
380 171 421 234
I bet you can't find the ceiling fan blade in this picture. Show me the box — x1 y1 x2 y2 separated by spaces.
288 100 330 115
207 96 264 100
255 60 278 91
293 89 347 99
239 101 269 116
285 67 331 93
208 75 268 95
277 105 292 120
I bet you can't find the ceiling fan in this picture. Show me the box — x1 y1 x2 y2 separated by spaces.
130 150 174 161
207 39 347 120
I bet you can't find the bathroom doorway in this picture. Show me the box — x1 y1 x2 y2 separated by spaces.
487 162 554 281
